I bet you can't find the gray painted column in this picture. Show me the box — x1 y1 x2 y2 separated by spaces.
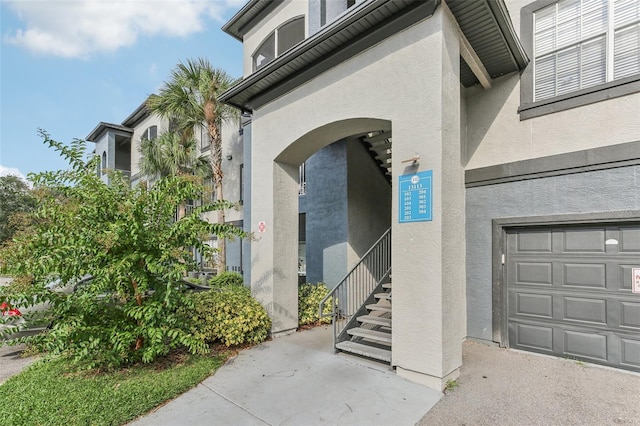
249 148 299 335
391 9 465 389
242 122 252 286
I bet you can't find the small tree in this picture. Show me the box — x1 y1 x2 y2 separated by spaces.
0 131 245 368
0 174 36 244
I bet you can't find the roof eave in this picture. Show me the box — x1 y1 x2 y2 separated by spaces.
86 122 133 142
487 0 529 70
122 99 150 128
222 0 283 41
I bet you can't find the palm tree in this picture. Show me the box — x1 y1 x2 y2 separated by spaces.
147 58 238 272
139 131 210 179
139 130 212 221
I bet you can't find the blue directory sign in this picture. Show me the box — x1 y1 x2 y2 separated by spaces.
399 170 432 223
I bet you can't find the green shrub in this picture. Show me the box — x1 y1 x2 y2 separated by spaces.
298 282 332 326
208 271 244 288
0 134 246 369
185 286 271 346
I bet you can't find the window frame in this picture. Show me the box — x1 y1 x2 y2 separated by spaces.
200 125 211 151
519 0 640 120
251 15 305 73
141 125 157 141
239 163 244 205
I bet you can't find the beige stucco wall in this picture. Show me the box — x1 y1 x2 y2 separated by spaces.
464 0 640 170
248 7 466 390
130 114 165 178
201 119 244 224
242 0 308 77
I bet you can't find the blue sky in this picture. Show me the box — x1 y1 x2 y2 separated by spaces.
0 0 245 181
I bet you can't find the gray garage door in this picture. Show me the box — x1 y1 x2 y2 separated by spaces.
506 225 640 372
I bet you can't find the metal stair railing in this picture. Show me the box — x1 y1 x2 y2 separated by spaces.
319 227 391 349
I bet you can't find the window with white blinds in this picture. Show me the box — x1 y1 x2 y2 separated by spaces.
534 0 640 101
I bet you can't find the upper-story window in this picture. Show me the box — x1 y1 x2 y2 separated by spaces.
141 125 157 141
252 16 305 72
520 0 640 119
200 125 211 151
533 0 639 101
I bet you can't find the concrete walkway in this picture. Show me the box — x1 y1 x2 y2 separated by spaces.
130 325 442 426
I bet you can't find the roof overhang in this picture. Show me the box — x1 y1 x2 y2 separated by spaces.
219 0 528 112
86 122 133 142
446 0 529 87
222 0 284 41
122 99 150 128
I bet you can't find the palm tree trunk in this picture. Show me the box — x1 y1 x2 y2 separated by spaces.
208 116 226 274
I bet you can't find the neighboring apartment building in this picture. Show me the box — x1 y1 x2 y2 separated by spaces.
86 101 246 273
219 0 640 390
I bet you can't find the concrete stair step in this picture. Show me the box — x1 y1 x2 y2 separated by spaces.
382 283 392 289
366 303 391 313
374 292 391 300
357 315 391 327
347 327 392 344
336 341 392 363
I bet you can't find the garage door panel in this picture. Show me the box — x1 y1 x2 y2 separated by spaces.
510 322 554 352
564 330 608 361
620 302 640 329
515 230 552 253
621 338 640 367
619 228 640 252
516 262 553 285
563 263 606 288
515 292 553 318
563 297 607 324
619 265 638 291
562 229 606 253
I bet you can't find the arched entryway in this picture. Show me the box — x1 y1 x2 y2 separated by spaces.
248 118 393 335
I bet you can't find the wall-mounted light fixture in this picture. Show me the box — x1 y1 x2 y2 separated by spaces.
401 154 420 164
226 154 233 161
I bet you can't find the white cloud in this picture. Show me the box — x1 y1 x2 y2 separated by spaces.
0 165 27 181
4 0 242 59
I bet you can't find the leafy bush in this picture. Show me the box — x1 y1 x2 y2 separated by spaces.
0 133 246 369
184 286 271 346
298 282 332 326
208 271 244 288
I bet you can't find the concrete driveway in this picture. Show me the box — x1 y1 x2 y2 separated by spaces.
419 340 640 426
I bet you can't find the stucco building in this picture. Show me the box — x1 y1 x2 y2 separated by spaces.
219 0 640 390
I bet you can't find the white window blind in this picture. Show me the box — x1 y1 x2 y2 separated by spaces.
533 0 640 101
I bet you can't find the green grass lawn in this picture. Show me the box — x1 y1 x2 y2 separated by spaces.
0 351 227 425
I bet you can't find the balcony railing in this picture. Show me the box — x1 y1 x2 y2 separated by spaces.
115 169 131 179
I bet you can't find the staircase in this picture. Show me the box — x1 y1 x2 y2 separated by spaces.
319 228 392 364
336 280 392 362
361 130 392 183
